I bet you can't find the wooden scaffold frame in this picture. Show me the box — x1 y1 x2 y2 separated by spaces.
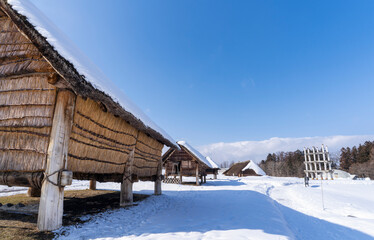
304 145 333 180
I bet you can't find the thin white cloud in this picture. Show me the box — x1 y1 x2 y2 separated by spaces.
197 135 374 164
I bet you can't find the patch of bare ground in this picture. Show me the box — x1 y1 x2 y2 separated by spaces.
0 190 149 240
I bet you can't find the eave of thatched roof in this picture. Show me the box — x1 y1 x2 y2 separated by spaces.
162 148 176 163
0 0 178 149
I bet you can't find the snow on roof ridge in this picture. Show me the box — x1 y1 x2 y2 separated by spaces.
242 160 266 176
7 0 176 147
177 141 214 168
205 156 219 169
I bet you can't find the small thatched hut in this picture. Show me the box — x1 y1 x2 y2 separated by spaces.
162 141 216 185
223 160 265 177
0 0 178 231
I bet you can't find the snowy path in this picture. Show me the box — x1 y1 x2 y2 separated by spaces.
56 179 293 240
2 175 374 239
53 176 374 240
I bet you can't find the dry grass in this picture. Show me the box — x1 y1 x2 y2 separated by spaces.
0 190 150 240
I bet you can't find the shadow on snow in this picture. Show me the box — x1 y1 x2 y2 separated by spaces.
59 187 373 240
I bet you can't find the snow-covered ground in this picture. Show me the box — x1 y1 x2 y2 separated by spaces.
1 175 374 240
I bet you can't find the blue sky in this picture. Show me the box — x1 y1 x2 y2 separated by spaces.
31 0 374 147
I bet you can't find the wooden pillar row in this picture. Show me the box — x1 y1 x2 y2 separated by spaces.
37 90 76 231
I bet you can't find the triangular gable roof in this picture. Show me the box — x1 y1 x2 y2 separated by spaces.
177 141 214 169
242 160 266 175
223 160 265 176
0 0 178 149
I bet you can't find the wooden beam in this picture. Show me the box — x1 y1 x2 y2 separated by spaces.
72 172 144 182
89 180 96 190
154 157 162 195
37 90 76 231
120 150 134 207
0 171 43 188
47 72 69 89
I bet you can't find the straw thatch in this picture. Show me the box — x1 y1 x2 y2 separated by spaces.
223 160 262 177
0 8 55 172
0 3 171 185
0 0 177 149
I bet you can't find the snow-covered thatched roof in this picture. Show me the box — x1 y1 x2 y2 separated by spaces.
0 0 178 149
177 141 215 169
242 161 266 176
223 160 265 176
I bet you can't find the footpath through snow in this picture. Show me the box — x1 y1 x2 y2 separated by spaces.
1 175 374 239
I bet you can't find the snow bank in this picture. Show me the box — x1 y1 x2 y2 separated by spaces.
8 0 176 145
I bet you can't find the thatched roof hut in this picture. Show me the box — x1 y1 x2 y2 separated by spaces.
223 160 265 177
0 0 177 231
162 141 218 184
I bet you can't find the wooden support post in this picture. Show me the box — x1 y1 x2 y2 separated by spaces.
27 187 41 197
203 175 206 183
179 165 183 184
165 162 169 179
37 90 76 231
214 172 217 179
307 148 314 179
312 147 318 179
196 163 200 186
154 157 162 195
120 150 134 207
89 180 96 190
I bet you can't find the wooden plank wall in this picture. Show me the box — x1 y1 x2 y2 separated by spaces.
165 148 206 176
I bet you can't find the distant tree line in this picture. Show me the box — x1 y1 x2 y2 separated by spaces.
258 150 306 177
219 161 235 168
340 141 374 179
